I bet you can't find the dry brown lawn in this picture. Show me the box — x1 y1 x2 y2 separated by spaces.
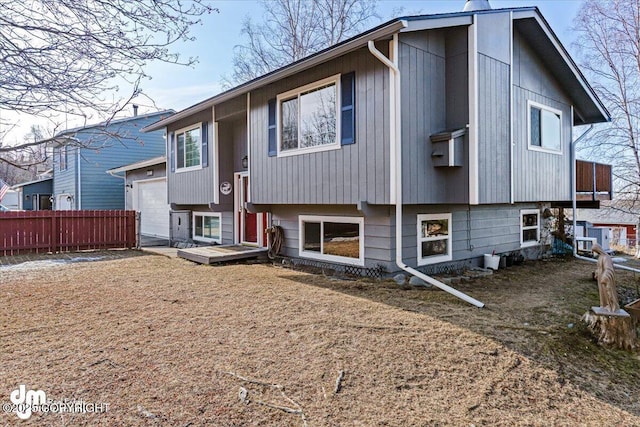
1 251 639 426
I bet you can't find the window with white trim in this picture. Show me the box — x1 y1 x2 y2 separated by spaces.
278 75 339 155
417 214 452 265
520 209 540 247
528 101 562 153
299 215 364 266
175 124 201 171
58 146 67 171
193 212 221 243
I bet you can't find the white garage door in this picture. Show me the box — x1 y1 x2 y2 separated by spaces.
134 178 169 238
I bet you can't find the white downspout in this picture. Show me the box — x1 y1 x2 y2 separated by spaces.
571 119 593 259
107 170 127 208
368 35 485 308
509 11 515 204
76 147 81 209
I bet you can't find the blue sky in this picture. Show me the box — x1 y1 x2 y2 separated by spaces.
2 0 585 144
141 0 585 112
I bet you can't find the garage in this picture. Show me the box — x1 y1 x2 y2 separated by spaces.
133 178 169 238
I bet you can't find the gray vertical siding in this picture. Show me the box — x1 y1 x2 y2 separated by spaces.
401 204 535 270
271 205 394 271
400 28 470 205
221 211 234 244
250 45 390 206
271 203 541 274
477 54 511 204
168 102 247 244
512 29 572 202
444 27 469 131
167 109 217 205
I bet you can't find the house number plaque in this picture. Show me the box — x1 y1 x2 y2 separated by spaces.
220 181 232 195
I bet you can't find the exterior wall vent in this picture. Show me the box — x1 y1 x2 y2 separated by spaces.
463 0 492 12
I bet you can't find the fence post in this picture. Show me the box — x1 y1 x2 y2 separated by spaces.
136 211 141 249
51 211 58 253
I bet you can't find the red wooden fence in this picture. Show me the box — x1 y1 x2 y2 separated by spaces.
0 210 137 256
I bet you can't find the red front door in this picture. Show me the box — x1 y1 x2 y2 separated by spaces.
243 176 258 243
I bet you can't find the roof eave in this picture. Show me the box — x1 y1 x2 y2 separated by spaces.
142 19 408 132
512 9 610 124
107 155 167 174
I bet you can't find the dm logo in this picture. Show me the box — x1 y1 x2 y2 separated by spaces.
10 385 46 420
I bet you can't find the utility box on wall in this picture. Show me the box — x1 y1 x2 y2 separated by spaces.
430 128 465 167
170 210 191 244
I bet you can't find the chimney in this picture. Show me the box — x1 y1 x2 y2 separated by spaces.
133 104 139 117
463 0 492 12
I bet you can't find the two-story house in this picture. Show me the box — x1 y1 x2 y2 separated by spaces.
142 5 609 276
52 110 172 210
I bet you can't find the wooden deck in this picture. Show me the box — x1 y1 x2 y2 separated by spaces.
178 245 268 264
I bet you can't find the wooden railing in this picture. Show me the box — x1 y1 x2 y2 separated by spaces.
0 210 137 256
576 160 613 201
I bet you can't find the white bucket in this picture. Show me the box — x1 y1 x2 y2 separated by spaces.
484 254 500 270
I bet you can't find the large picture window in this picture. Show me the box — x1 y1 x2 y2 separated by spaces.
417 213 452 265
528 101 562 153
520 209 540 247
176 125 201 171
299 215 364 266
278 75 339 155
193 212 221 244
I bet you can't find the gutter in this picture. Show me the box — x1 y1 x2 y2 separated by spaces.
368 34 485 308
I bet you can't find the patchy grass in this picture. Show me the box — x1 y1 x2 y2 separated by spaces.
0 252 639 426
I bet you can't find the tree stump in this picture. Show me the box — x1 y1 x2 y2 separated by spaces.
582 311 636 351
583 244 637 351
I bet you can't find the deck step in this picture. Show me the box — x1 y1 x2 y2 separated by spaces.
178 245 268 264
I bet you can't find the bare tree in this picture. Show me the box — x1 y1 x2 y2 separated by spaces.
573 0 640 207
229 0 377 85
0 0 216 161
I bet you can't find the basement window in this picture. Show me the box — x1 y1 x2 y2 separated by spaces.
528 101 562 153
193 212 221 244
417 214 452 265
520 209 540 247
299 215 364 266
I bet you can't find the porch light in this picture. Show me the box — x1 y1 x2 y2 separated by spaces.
242 155 248 169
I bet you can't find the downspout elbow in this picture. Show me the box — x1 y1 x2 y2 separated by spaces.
107 171 126 180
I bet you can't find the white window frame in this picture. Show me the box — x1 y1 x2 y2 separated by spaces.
520 209 540 248
276 74 342 157
417 213 453 266
527 100 563 155
59 146 67 171
192 211 222 244
299 215 364 266
175 122 203 173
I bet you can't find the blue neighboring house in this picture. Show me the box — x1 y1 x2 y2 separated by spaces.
52 110 173 210
12 176 53 210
